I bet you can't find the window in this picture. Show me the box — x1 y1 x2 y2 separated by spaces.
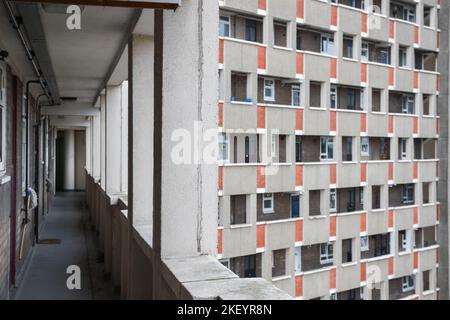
245 19 257 42
342 238 354 263
399 230 411 252
361 42 369 62
372 185 381 210
310 82 322 108
264 79 275 102
320 243 334 264
402 275 415 292
361 137 370 157
401 94 415 114
360 188 365 206
379 47 389 64
295 247 301 273
291 84 301 106
330 85 337 109
263 193 274 213
320 137 334 161
274 21 288 47
295 136 301 162
424 7 432 28
330 189 337 213
272 249 287 278
220 258 230 269
399 46 408 67
423 270 430 291
218 133 229 162
360 88 365 111
423 182 430 204
0 63 5 173
321 34 335 55
21 94 27 192
402 184 415 204
343 36 354 59
361 236 369 252
342 136 353 161
423 94 431 116
399 138 408 160
271 134 276 158
346 89 356 110
372 88 382 112
219 15 230 37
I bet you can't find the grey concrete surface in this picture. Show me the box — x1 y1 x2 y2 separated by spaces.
14 192 117 300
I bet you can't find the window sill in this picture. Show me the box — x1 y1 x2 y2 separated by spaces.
229 223 252 229
341 261 358 268
273 45 293 52
342 57 358 63
272 275 291 282
309 107 327 111
398 251 412 257
308 215 327 220
0 175 11 185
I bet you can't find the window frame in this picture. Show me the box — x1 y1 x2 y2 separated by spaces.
401 94 415 114
291 84 301 107
320 243 334 264
263 193 274 214
402 275 415 292
218 133 229 163
360 236 369 252
330 85 337 109
402 184 415 204
321 34 335 55
361 137 370 157
0 62 6 174
320 137 334 161
399 46 408 68
219 15 231 38
330 188 337 213
343 35 354 59
264 79 275 102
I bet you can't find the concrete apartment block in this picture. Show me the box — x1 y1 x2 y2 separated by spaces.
217 0 443 300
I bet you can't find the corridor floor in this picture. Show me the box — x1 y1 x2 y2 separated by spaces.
14 192 117 300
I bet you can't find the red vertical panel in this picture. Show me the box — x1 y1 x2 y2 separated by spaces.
295 220 303 242
218 166 223 191
413 161 418 179
295 275 303 297
361 13 368 33
257 106 266 129
330 268 336 289
330 111 337 132
330 58 337 79
297 0 304 19
330 215 337 237
361 63 367 83
389 162 394 181
219 39 224 64
296 165 303 187
360 113 367 133
388 115 394 134
296 52 304 75
258 0 266 10
361 262 367 282
218 102 223 128
218 228 223 255
296 109 303 131
388 67 394 86
330 164 337 185
413 252 418 269
413 207 418 225
437 31 441 50
388 209 394 228
360 212 367 233
331 5 337 26
257 166 265 189
388 257 394 275
414 26 420 45
413 71 419 89
413 117 418 135
258 46 266 70
436 118 440 135
389 20 395 39
257 224 265 248
360 163 367 183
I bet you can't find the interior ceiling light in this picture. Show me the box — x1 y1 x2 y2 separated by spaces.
41 4 85 14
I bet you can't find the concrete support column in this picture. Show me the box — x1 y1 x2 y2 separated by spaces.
91 115 101 180
120 82 128 193
106 85 122 194
85 126 91 175
100 94 106 189
63 130 75 190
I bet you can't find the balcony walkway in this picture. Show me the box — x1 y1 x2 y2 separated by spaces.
14 192 117 300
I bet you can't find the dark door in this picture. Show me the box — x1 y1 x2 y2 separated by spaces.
55 134 65 192
244 255 256 278
233 136 237 163
245 136 250 163
291 195 300 218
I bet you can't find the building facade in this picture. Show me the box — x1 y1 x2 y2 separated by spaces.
217 0 442 300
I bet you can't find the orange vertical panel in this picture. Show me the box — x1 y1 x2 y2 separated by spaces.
258 0 266 10
413 207 418 225
388 115 394 134
413 117 418 134
437 31 441 50
360 113 367 133
436 161 439 178
330 215 337 237
413 161 418 179
388 209 394 228
389 20 395 39
413 252 418 269
360 212 367 233
437 247 440 264
437 74 440 92
414 26 419 44
257 106 265 129
330 58 337 79
218 228 223 255
330 164 337 185
361 262 367 282
436 118 440 135
388 67 394 86
297 0 304 19
388 257 394 275
330 111 337 132
360 163 367 183
218 166 223 191
361 63 367 83
361 13 368 33
296 109 303 131
256 224 265 248
258 46 266 70
413 71 419 89
296 52 304 75
331 5 337 26
218 102 223 128
257 166 265 189
388 162 394 181
296 165 303 187
295 220 303 242
330 268 336 289
219 39 224 64
295 275 303 297
437 204 441 222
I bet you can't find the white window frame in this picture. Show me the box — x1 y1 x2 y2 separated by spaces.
0 62 6 174
343 36 354 59
219 258 230 269
361 42 369 62
218 133 229 163
264 79 275 102
320 243 334 264
402 184 415 204
399 46 408 68
360 188 365 206
361 137 370 157
321 34 335 55
295 246 302 274
402 94 415 114
219 15 231 38
320 137 334 161
263 193 274 214
330 188 337 213
330 85 337 109
271 134 277 158
402 275 415 292
360 88 366 111
360 236 369 252
291 84 301 107
399 138 408 160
